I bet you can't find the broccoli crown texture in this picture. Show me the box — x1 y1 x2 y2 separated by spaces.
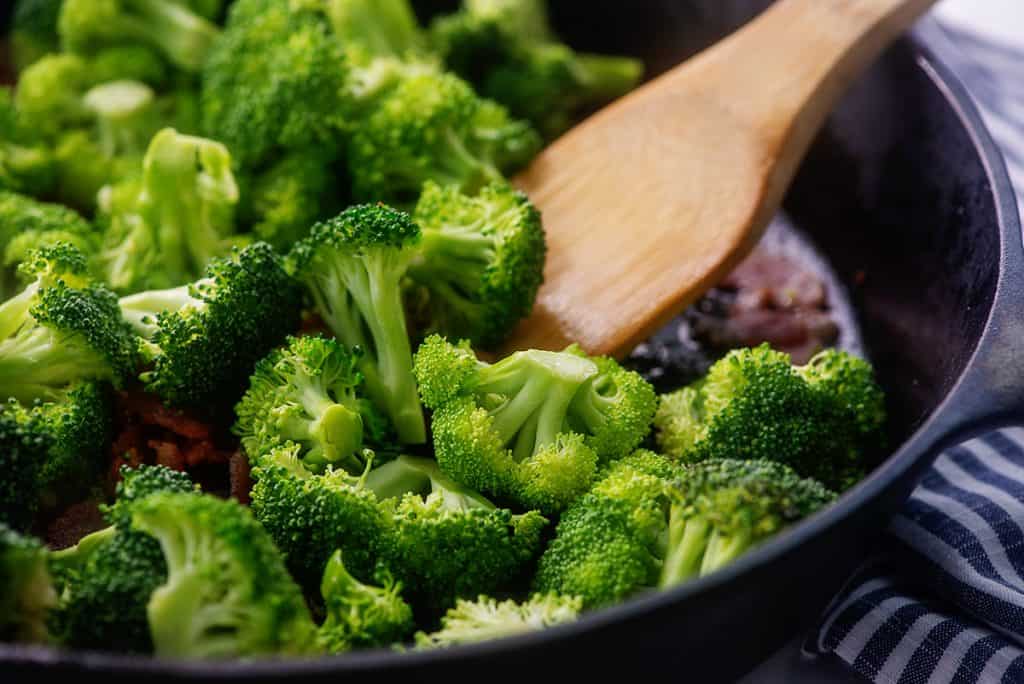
0 523 56 644
120 241 303 412
234 335 391 474
96 127 242 294
130 491 318 659
0 407 45 531
347 70 540 205
289 204 425 444
654 345 886 490
415 592 581 649
415 335 656 514
532 450 680 607
0 244 136 404
58 0 221 73
316 549 414 653
659 459 836 587
201 0 347 170
0 89 57 197
408 181 545 348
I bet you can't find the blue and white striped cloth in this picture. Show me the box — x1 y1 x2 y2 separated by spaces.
817 429 1024 683
810 7 1024 682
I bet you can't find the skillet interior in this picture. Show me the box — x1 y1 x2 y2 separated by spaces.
0 0 1007 680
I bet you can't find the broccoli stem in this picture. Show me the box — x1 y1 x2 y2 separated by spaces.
0 328 112 403
575 54 644 102
437 128 503 194
83 80 155 158
659 510 710 589
120 0 220 73
410 228 492 296
327 0 422 57
280 377 364 470
0 281 39 341
364 455 432 500
699 530 752 575
118 284 204 338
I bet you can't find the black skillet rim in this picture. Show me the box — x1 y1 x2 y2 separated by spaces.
3 26 1021 679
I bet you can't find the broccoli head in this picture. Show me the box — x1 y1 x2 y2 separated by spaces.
11 0 63 72
234 335 392 474
201 0 347 170
415 592 581 648
654 345 886 490
51 465 199 654
324 0 425 58
0 244 136 404
14 54 94 140
659 459 835 586
0 523 56 643
408 181 545 348
316 549 414 653
415 335 657 513
96 128 243 294
347 70 541 205
58 0 221 73
532 450 679 607
0 406 45 531
249 442 389 589
370 455 548 618
0 88 56 198
288 204 426 444
431 0 642 138
118 242 303 413
130 491 318 658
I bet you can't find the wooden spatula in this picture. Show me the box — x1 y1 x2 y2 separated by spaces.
501 0 938 358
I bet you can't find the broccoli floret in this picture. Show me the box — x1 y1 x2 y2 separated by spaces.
118 242 302 412
347 70 540 205
51 465 198 653
82 81 159 159
371 455 548 617
653 345 886 490
0 407 45 531
200 0 347 170
238 148 342 252
415 335 656 513
14 54 94 140
89 44 170 87
250 442 389 589
532 450 679 607
408 181 545 348
659 459 835 586
0 88 56 198
58 0 221 73
96 128 242 293
130 491 318 658
325 0 425 58
234 335 392 474
414 592 580 648
431 0 642 138
288 204 426 444
0 523 56 643
316 549 413 653
51 131 137 214
10 0 63 72
0 245 136 404
0 192 98 300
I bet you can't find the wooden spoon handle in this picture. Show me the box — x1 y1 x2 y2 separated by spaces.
673 0 939 207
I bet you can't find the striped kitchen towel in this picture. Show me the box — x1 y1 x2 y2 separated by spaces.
816 429 1024 683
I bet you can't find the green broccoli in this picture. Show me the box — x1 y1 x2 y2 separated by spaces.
369 455 548 618
58 0 221 73
431 0 643 138
130 491 318 658
200 0 347 170
324 0 425 58
0 406 45 531
14 54 94 141
414 335 657 513
0 244 136 404
341 49 444 123
0 523 57 643
347 70 541 204
82 81 159 159
51 465 199 654
659 459 835 586
653 345 886 490
532 449 680 607
95 128 242 293
51 132 134 214
407 181 545 348
288 204 426 444
0 192 98 300
10 0 64 72
316 549 413 653
88 44 170 87
238 148 342 252
234 335 392 474
415 592 581 648
118 242 303 412
0 86 55 198
249 442 390 589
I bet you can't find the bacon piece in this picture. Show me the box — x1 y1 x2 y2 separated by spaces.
229 451 253 505
45 500 107 551
148 440 187 472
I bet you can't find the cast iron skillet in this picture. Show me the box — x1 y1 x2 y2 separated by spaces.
5 1 1024 680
